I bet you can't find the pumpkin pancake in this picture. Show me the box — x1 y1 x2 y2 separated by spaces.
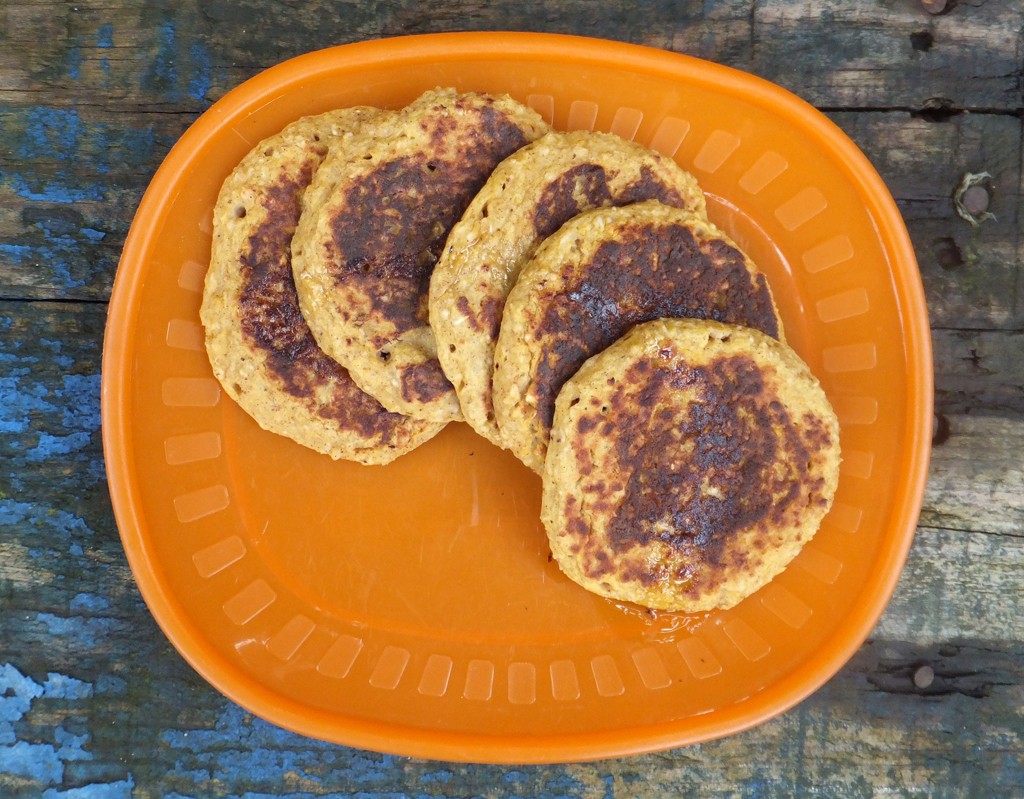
542 319 840 612
291 88 549 424
493 200 784 473
201 107 445 465
430 130 707 448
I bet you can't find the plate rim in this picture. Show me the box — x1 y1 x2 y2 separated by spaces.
101 31 933 763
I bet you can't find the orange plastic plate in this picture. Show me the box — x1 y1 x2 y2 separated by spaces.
102 33 932 763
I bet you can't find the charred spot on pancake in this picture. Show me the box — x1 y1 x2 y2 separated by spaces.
532 163 694 240
596 354 821 588
457 293 504 337
400 361 455 405
236 169 407 442
532 223 779 430
534 164 613 237
328 107 531 336
618 165 687 207
239 167 319 393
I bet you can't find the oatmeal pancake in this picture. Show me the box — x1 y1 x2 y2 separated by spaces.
542 319 840 611
430 130 707 446
201 107 444 464
493 200 783 473
291 88 549 424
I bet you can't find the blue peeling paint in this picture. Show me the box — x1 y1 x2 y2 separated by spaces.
27 431 93 461
64 45 83 80
161 703 412 789
0 665 103 786
140 19 214 105
188 42 212 101
149 22 179 92
36 613 119 650
0 740 63 785
95 674 127 696
54 726 93 762
0 663 45 722
19 107 83 162
6 173 105 204
0 499 92 542
70 592 110 613
419 769 453 784
59 373 102 432
0 242 35 264
0 373 55 434
42 673 94 701
79 227 106 242
42 777 135 799
96 24 114 48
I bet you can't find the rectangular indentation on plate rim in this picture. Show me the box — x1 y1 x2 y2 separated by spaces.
590 655 625 697
316 635 364 679
739 150 788 195
630 647 672 689
173 484 229 523
816 288 871 323
802 234 854 274
165 431 222 465
549 660 581 701
507 662 537 705
417 654 453 697
721 618 771 662
648 116 691 158
222 579 276 625
526 94 555 125
177 260 207 293
566 99 599 131
166 319 205 351
463 659 495 701
266 615 316 661
832 395 879 425
368 646 410 690
793 545 844 585
760 585 813 629
192 535 245 578
693 129 741 174
775 186 828 231
676 637 723 679
839 449 875 480
609 106 644 140
822 342 878 373
162 377 220 408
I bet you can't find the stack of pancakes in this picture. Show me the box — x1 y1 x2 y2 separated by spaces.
202 88 840 612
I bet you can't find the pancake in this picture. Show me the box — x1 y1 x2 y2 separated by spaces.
493 200 784 473
201 107 445 465
430 130 707 448
291 88 549 424
542 318 840 612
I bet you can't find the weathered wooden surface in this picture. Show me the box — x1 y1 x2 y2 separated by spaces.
2 1 1022 796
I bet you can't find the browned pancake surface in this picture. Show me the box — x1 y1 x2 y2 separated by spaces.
542 319 840 611
493 200 783 472
292 89 549 423
202 108 444 464
430 130 707 446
